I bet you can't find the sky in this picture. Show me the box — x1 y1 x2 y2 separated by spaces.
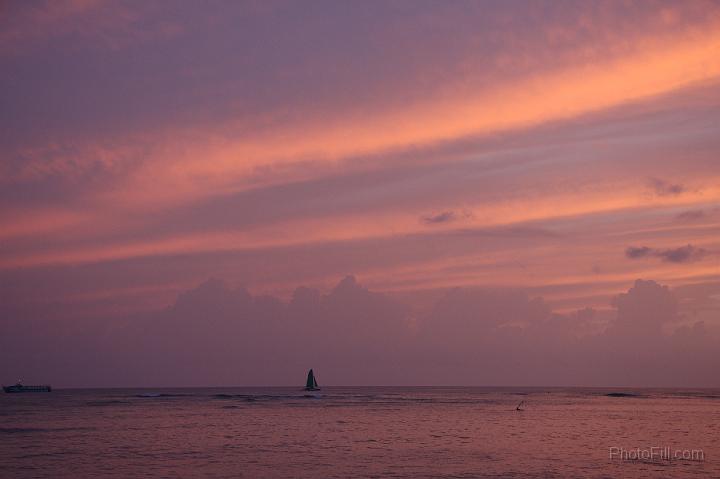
1 0 719 387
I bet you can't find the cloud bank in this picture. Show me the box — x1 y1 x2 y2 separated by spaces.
1 277 716 388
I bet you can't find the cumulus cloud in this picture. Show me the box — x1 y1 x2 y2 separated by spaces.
625 244 707 263
648 177 686 196
1 276 718 387
609 279 678 335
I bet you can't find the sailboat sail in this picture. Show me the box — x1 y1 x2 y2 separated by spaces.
305 369 320 390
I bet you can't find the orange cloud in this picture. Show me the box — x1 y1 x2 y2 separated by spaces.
4 176 719 269
11 17 718 215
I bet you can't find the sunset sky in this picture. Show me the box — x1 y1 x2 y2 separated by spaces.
1 1 719 387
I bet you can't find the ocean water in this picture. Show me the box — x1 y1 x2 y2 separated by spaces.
1 387 718 478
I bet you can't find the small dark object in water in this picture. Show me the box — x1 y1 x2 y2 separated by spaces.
606 392 636 397
3 381 51 393
516 400 525 411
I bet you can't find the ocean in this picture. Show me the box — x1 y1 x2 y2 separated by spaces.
1 387 718 478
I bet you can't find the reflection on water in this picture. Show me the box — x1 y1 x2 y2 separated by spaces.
1 387 718 478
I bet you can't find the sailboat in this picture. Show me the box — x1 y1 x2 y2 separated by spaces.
304 369 320 391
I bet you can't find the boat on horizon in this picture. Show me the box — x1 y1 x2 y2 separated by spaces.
3 381 52 393
304 369 320 391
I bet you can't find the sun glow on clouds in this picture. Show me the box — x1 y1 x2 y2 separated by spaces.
84 23 720 208
3 179 719 269
1 1 720 322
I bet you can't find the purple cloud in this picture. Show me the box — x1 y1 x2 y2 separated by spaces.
2 276 718 387
656 244 707 263
421 211 456 224
675 209 705 221
649 177 685 196
625 246 652 259
625 244 708 263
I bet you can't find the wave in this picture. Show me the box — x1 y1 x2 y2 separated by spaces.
206 392 506 406
0 427 95 434
86 400 132 406
212 393 311 402
134 393 190 398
